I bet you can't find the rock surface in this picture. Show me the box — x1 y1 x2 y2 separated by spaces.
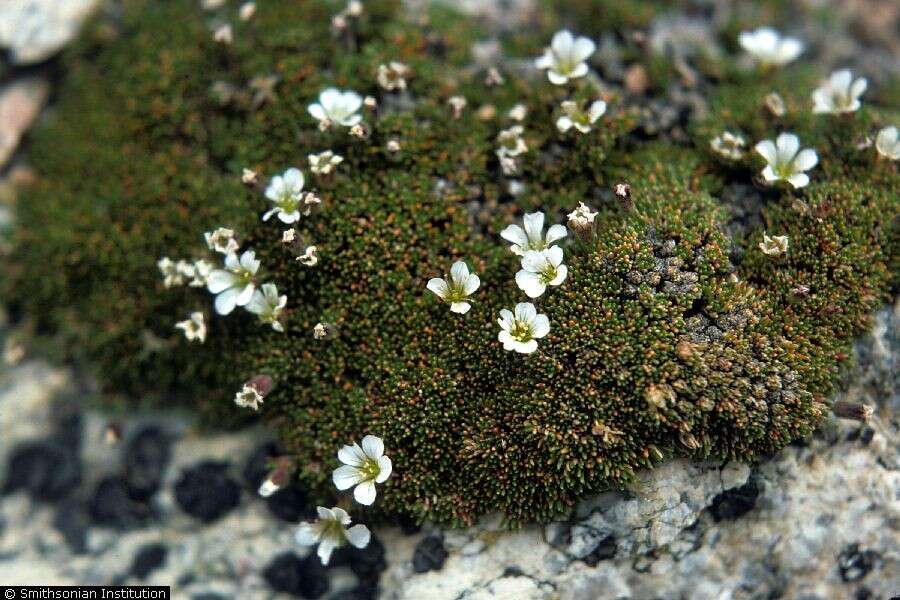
0 303 897 598
0 0 101 65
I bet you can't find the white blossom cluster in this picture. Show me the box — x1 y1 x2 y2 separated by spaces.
295 435 392 565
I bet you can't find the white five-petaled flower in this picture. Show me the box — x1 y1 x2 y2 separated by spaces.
308 151 344 176
189 259 214 287
234 383 264 410
754 133 818 189
308 88 363 130
508 103 527 122
497 302 550 354
535 30 596 85
295 506 371 566
875 126 899 160
298 245 319 267
556 99 606 134
175 312 207 343
738 27 803 67
158 257 184 288
376 61 411 91
205 227 239 254
710 131 747 160
812 69 867 115
567 202 597 227
500 211 567 256
247 283 287 332
332 435 392 506
759 233 789 256
264 168 306 223
516 246 568 298
206 250 260 315
426 260 481 314
496 125 527 157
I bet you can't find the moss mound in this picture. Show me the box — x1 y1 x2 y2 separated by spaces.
4 0 897 525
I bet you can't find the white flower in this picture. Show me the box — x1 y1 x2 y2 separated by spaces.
764 92 786 117
754 133 818 189
213 24 233 45
448 96 467 119
246 283 287 332
710 131 747 160
175 312 206 343
556 99 606 134
258 479 279 497
241 168 259 184
426 261 481 314
508 103 527 122
308 151 344 176
298 245 319 267
497 302 550 354
206 250 260 315
189 259 214 287
313 322 334 340
234 383 264 410
205 227 239 254
496 125 527 157
567 202 597 238
308 88 363 130
759 233 789 256
332 435 392 506
263 168 306 223
376 61 411 91
875 126 899 160
515 246 567 298
175 260 197 284
812 69 867 114
535 30 595 85
157 257 184 288
239 2 256 21
500 211 567 256
295 507 371 566
386 139 401 153
498 154 518 176
738 27 803 67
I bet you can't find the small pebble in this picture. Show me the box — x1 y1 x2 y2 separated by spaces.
130 543 168 580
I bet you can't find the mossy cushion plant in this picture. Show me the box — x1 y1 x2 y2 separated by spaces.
4 0 898 532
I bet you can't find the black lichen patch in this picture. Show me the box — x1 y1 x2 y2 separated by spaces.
837 543 882 583
123 426 172 501
130 543 168 580
262 552 330 599
173 461 241 523
709 479 760 521
2 441 81 501
412 535 448 573
89 475 154 529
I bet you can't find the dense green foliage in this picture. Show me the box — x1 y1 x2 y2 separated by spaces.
4 0 897 525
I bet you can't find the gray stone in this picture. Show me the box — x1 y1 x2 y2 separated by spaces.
0 0 101 65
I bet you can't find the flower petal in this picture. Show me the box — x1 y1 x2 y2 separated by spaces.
754 140 778 165
450 302 471 314
515 339 538 354
522 212 545 244
214 287 240 315
572 37 596 62
317 539 336 566
776 133 799 161
545 245 564 266
550 264 568 286
500 224 528 247
295 523 320 546
521 250 547 273
787 173 809 188
531 314 551 338
450 261 469 284
361 435 384 459
206 270 237 294
338 443 366 467
516 271 545 298
546 224 567 245
427 278 450 299
353 480 377 506
463 273 480 295
346 524 371 549
515 302 537 323
792 149 818 172
333 465 365 490
375 455 392 483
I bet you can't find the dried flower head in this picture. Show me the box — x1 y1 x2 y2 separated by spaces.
759 233 789 256
710 131 747 161
175 312 207 343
